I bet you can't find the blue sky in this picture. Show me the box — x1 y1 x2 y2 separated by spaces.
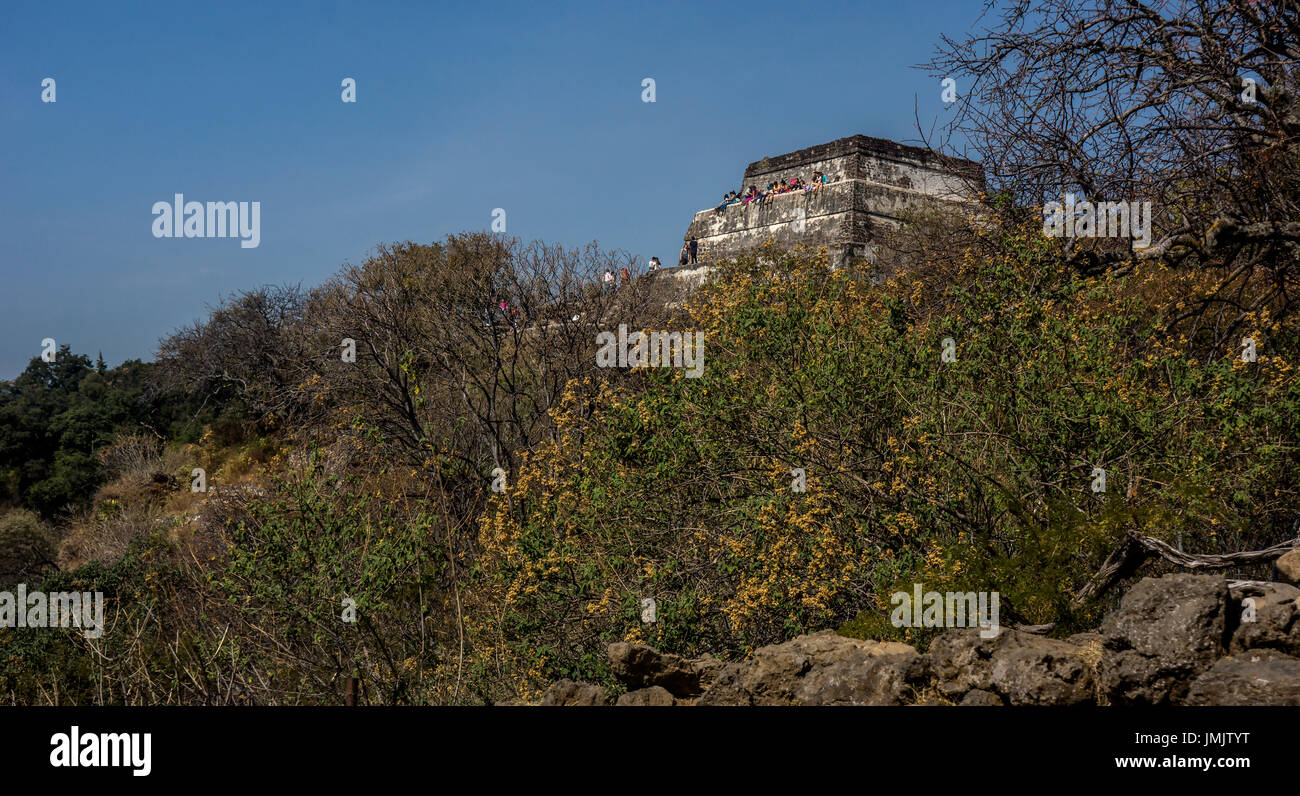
0 0 986 379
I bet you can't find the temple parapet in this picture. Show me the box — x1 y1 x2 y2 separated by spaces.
683 135 984 265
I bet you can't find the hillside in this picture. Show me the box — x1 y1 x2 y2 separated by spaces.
3 203 1300 705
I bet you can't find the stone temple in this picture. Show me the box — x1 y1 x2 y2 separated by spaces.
682 135 984 267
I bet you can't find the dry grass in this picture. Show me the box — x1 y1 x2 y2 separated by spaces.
60 434 203 569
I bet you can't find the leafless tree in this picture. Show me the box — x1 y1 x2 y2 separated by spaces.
926 0 1300 337
306 233 662 477
153 284 313 426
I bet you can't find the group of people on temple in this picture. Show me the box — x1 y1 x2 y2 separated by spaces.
714 171 833 211
493 170 832 314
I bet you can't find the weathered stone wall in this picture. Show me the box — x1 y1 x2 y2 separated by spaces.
540 569 1300 706
684 135 984 266
740 155 856 192
685 182 858 259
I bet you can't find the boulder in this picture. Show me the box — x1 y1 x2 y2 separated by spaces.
696 663 750 706
698 630 926 706
745 630 925 706
928 628 1095 706
791 647 930 706
1185 649 1300 706
616 686 675 706
691 653 727 691
607 642 707 697
1097 574 1228 705
549 573 1285 706
958 689 1005 706
1275 549 1300 586
540 679 608 706
1227 581 1300 656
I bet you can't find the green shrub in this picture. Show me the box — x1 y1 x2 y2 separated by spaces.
476 224 1300 693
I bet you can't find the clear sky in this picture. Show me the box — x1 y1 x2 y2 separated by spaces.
0 0 986 379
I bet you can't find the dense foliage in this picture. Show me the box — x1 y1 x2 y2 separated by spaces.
473 224 1300 691
3 213 1298 703
0 351 212 520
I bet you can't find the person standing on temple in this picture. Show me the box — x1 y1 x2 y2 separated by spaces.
688 237 699 264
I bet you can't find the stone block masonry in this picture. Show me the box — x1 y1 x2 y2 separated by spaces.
684 135 985 266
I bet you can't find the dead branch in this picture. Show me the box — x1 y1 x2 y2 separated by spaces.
1071 530 1300 608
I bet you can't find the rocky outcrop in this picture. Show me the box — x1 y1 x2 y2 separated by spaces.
607 642 715 697
1227 581 1300 656
540 679 609 706
698 631 929 706
539 572 1300 706
616 686 675 706
1275 549 1300 586
928 628 1096 706
958 689 1005 706
1097 574 1228 705
1185 650 1300 706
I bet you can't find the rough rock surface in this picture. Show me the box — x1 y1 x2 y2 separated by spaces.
928 628 1096 706
1227 581 1300 656
958 689 1005 706
1097 574 1228 705
541 679 608 706
616 686 675 706
607 642 711 697
1185 649 1300 706
1275 549 1300 586
538 571 1300 706
697 630 927 706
